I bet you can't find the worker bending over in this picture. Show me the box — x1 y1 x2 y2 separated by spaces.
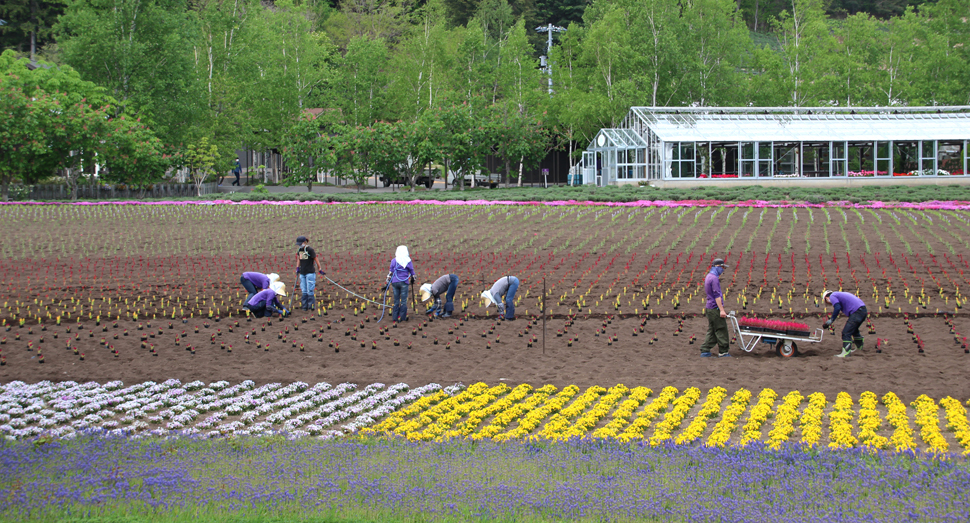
240 272 279 306
420 274 460 318
244 281 290 318
482 275 519 321
822 290 867 358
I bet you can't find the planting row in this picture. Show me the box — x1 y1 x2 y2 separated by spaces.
3 204 970 324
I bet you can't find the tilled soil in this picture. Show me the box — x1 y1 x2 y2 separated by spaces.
2 313 968 402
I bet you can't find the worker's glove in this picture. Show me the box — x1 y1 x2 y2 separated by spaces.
823 319 833 328
318 270 325 276
296 268 300 275
380 283 389 293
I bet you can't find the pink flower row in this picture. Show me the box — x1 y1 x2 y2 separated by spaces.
3 198 970 210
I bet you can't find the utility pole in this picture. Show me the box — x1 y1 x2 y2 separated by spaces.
535 24 566 96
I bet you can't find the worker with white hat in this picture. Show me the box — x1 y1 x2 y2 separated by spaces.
420 274 460 318
387 245 415 322
822 290 867 358
482 275 519 320
244 281 290 318
240 272 280 306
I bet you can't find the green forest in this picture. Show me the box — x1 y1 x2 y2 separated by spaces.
1 0 968 197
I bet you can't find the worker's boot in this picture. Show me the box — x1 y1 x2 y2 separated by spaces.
836 340 853 358
300 294 309 311
306 294 316 312
851 336 864 352
441 301 454 318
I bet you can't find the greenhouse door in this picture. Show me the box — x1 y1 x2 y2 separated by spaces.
582 151 595 186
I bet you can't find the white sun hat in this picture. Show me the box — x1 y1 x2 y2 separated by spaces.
267 273 280 284
481 290 496 307
271 281 287 297
420 283 433 302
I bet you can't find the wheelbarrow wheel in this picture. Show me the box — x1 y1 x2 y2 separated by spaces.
776 340 797 358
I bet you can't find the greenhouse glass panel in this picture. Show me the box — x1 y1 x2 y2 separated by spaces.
893 142 918 175
831 141 847 177
921 141 936 175
802 143 829 178
938 141 963 175
876 141 891 176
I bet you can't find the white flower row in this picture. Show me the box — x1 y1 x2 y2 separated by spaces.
0 379 461 440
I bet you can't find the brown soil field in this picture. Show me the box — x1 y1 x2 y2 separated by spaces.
0 203 968 401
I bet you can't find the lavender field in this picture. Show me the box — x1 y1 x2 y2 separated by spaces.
1 434 968 523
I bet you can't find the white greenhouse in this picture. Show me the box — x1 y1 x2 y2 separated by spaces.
581 107 970 186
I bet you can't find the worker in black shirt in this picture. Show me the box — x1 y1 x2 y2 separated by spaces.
295 235 324 311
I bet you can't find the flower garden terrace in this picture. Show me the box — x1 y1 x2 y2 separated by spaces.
1 201 970 401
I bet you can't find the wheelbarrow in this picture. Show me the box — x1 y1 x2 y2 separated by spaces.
727 311 823 357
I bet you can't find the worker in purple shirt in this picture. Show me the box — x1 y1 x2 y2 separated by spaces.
700 258 730 357
822 290 867 358
239 272 279 307
386 245 415 322
244 281 289 318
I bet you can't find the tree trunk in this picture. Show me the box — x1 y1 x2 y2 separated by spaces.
444 159 449 190
504 159 510 188
1 181 9 202
517 156 524 187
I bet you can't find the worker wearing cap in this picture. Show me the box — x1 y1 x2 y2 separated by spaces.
244 281 289 318
822 290 867 358
420 274 460 318
387 245 415 322
296 236 324 311
240 272 279 306
482 276 519 321
700 258 730 357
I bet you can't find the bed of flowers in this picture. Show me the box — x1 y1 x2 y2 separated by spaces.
2 381 969 523
3 380 968 460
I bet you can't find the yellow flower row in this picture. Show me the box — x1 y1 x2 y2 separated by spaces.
827 392 859 450
396 383 491 438
800 392 827 447
740 388 777 446
767 391 803 450
592 387 653 439
557 385 630 440
882 392 917 452
498 385 580 441
419 383 515 441
538 386 607 439
650 387 701 446
467 384 549 441
359 390 447 435
940 397 970 456
616 386 678 442
912 395 949 454
676 387 728 445
359 383 963 455
706 389 752 448
857 391 889 450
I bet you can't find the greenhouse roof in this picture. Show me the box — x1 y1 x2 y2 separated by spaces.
628 107 970 143
593 128 648 148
